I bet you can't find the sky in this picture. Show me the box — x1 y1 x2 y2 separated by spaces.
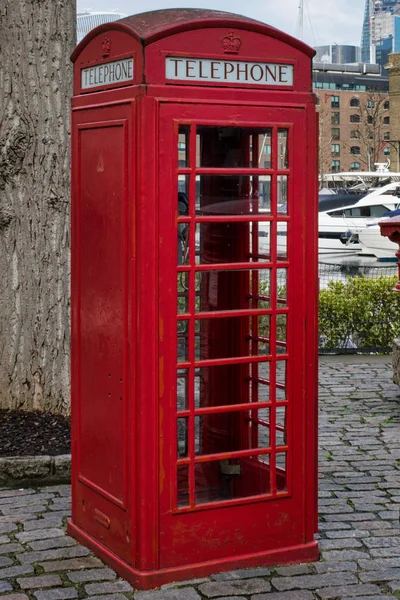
76 0 366 49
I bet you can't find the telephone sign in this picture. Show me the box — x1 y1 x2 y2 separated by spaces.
69 8 319 590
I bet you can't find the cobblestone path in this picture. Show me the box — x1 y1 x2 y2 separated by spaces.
0 357 399 599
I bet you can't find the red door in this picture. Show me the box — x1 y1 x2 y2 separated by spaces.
158 102 313 568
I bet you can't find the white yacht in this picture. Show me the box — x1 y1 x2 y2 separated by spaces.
318 181 400 255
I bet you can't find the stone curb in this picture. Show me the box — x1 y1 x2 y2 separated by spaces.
0 454 71 487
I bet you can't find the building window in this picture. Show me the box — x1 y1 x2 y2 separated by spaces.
367 115 374 124
384 147 391 155
350 98 360 107
350 162 361 170
367 99 374 108
331 112 340 125
384 132 390 140
331 160 340 172
331 128 340 141
350 146 361 155
384 116 390 124
350 130 360 139
315 96 320 105
350 114 360 123
384 100 389 109
331 144 340 156
331 95 340 108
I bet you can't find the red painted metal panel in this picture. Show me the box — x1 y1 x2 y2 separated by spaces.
70 105 134 564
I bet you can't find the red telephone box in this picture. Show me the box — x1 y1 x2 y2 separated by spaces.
68 8 319 589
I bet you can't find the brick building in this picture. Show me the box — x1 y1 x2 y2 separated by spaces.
314 62 390 174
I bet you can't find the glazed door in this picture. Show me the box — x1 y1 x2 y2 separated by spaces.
158 102 315 568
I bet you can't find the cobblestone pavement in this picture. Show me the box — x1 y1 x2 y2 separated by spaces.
1 356 400 600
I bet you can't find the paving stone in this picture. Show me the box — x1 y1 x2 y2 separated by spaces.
67 568 117 583
0 581 13 593
252 593 314 600
135 589 201 599
16 529 65 543
23 519 63 531
358 557 400 570
0 523 18 534
34 589 78 600
28 537 77 551
0 536 10 544
341 597 396 600
0 557 14 568
210 568 271 581
84 581 133 595
359 568 400 583
18 545 90 564
320 550 370 562
17 575 63 589
316 584 381 599
271 572 358 591
0 543 23 554
319 539 363 550
0 565 34 578
198 578 271 597
88 596 131 600
314 561 358 573
39 557 104 572
274 565 313 576
388 581 400 591
0 595 30 600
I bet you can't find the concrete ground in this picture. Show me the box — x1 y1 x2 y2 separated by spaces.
0 356 400 600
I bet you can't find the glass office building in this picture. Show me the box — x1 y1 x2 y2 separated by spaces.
361 0 400 70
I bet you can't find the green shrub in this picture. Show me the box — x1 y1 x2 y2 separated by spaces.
319 275 400 350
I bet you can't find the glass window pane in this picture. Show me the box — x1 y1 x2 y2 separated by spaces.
277 222 287 261
196 221 272 265
276 406 287 447
277 175 288 214
195 454 271 504
177 320 189 363
276 452 287 492
177 417 189 458
195 362 271 409
277 268 287 307
196 175 271 216
177 369 189 412
276 360 287 400
278 129 289 169
178 126 190 168
194 268 271 313
195 315 271 361
177 464 189 507
195 408 272 457
196 126 272 168
177 272 189 314
277 314 287 353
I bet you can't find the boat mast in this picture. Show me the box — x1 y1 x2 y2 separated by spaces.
298 0 304 41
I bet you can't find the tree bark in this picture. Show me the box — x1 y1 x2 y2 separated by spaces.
0 1 76 414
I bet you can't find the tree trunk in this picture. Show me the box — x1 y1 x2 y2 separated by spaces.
0 1 76 414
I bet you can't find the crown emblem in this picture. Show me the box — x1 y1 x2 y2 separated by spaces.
101 36 111 58
221 32 242 54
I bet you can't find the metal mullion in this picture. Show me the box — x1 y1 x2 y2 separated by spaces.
269 126 278 496
195 261 272 271
196 215 274 223
193 447 271 464
250 134 260 449
193 308 272 319
193 400 272 415
195 167 274 176
195 355 272 368
187 124 197 508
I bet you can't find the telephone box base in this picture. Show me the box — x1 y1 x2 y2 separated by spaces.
67 520 319 590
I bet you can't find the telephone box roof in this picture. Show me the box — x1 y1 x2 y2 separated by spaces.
72 8 315 62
